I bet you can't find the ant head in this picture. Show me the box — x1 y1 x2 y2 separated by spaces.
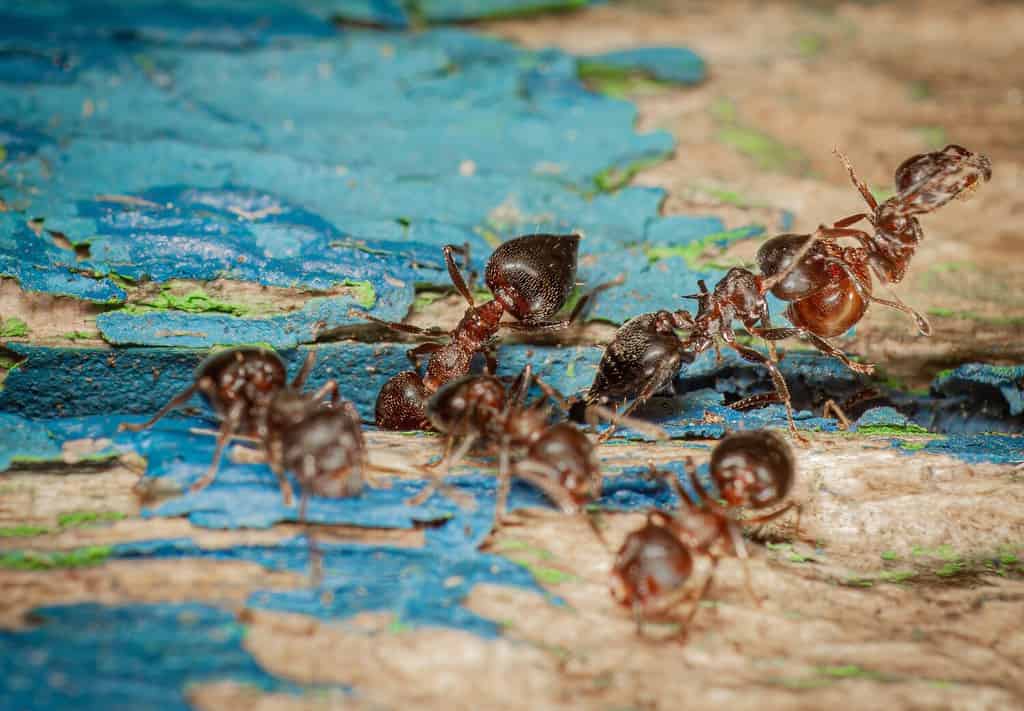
609 517 693 609
425 374 505 433
710 429 794 509
893 144 992 213
196 347 287 411
484 233 580 322
374 371 432 431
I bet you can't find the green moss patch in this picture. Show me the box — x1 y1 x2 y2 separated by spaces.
645 226 763 269
0 546 112 570
0 317 29 338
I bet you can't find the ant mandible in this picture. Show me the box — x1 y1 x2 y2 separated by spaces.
756 145 992 349
610 429 797 638
119 347 338 493
357 233 611 431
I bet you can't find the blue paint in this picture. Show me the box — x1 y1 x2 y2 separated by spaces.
854 406 915 430
581 46 707 85
1 20 688 345
0 603 332 711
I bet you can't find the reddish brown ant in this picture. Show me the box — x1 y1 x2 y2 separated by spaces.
119 347 338 493
757 145 992 348
412 364 665 541
610 429 797 637
356 233 616 431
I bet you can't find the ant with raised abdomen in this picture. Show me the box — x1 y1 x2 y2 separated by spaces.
358 233 620 431
756 145 992 350
610 429 798 638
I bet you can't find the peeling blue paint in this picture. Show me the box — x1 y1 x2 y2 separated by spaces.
580 47 707 85
0 603 332 711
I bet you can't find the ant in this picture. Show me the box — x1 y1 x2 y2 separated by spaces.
756 145 992 348
356 233 616 431
578 248 843 442
413 364 665 541
610 429 797 638
119 347 338 494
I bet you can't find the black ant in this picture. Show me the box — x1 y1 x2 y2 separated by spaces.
756 145 992 349
578 252 839 442
610 429 797 637
356 233 616 431
413 364 665 541
119 347 337 493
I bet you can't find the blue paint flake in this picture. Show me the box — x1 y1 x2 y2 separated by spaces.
580 46 707 85
0 603 336 711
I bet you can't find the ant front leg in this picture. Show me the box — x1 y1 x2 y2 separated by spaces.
724 519 762 608
118 382 199 432
443 244 476 307
720 332 808 446
822 399 851 430
190 400 245 493
309 378 340 406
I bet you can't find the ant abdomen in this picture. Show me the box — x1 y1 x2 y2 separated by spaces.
610 519 693 610
893 144 992 207
584 312 694 410
785 264 869 338
756 234 833 302
710 429 794 510
484 233 580 322
374 371 432 431
281 407 365 498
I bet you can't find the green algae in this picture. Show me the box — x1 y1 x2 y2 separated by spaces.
856 422 930 436
592 152 673 192
0 317 29 338
0 525 50 538
0 546 112 570
645 226 762 269
577 62 676 98
57 510 125 528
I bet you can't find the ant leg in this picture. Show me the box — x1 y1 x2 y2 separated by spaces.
298 488 323 587
823 257 931 336
822 399 851 430
264 435 295 506
586 404 669 441
483 343 498 375
508 364 534 408
118 382 198 432
721 334 808 446
681 556 719 629
513 463 608 549
596 353 686 443
309 379 340 406
443 244 476 306
188 428 261 444
725 519 761 608
833 147 879 211
349 309 448 337
407 342 442 371
752 326 874 375
189 401 244 493
291 350 317 389
832 213 871 229
489 435 514 539
566 274 625 324
743 501 805 542
730 392 781 412
406 433 477 506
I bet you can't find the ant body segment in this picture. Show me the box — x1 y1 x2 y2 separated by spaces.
357 233 612 431
611 430 797 637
